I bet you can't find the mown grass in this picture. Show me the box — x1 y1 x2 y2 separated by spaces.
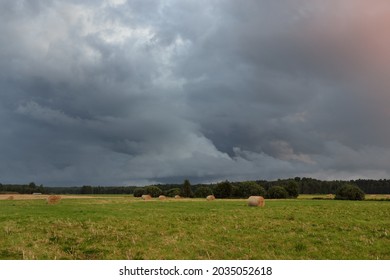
0 197 389 260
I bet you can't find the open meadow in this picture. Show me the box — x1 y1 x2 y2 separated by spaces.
0 195 389 260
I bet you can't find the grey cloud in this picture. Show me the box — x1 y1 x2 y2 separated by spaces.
1 0 390 186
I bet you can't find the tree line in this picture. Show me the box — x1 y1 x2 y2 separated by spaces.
1 177 390 196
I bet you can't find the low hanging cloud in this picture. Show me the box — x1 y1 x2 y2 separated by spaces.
1 0 390 186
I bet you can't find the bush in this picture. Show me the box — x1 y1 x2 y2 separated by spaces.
213 181 233 198
267 186 289 199
194 186 213 198
335 184 365 200
144 186 162 198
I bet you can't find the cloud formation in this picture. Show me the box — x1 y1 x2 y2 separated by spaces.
1 0 390 186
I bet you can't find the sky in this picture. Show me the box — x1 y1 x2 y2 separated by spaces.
1 0 390 186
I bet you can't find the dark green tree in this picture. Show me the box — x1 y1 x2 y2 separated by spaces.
133 187 145 197
213 181 233 198
284 180 299 198
144 186 162 197
194 186 213 198
267 186 288 199
181 179 194 198
165 188 181 197
233 181 266 198
335 184 365 200
38 184 45 194
81 185 93 194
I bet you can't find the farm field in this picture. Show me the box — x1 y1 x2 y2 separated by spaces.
0 195 389 260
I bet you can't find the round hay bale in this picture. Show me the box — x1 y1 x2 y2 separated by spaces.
47 195 62 205
174 195 181 199
206 195 215 201
141 194 152 200
247 196 265 207
158 195 166 200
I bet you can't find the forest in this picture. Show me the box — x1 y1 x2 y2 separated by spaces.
1 178 390 197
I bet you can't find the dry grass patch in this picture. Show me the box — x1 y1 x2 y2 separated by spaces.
0 194 97 200
0 194 45 200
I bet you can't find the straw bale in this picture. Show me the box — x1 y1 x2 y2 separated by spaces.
247 196 265 207
141 194 152 200
47 195 62 205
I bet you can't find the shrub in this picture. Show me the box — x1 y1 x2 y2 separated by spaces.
194 186 213 198
267 186 288 199
335 184 365 200
213 181 233 198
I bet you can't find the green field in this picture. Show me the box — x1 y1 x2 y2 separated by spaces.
1 196 389 260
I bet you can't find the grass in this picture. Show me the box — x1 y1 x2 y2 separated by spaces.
0 196 389 260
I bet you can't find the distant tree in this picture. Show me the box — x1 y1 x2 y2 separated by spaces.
283 181 299 198
267 186 288 199
249 183 266 197
133 187 145 197
213 181 233 198
24 182 38 194
81 185 93 194
233 181 266 198
144 186 162 197
165 188 181 197
194 186 213 198
335 184 365 200
38 184 45 194
181 179 194 198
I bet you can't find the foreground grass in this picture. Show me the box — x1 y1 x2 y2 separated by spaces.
0 197 389 260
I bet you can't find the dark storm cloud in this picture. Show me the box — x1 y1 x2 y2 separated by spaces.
1 0 390 186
